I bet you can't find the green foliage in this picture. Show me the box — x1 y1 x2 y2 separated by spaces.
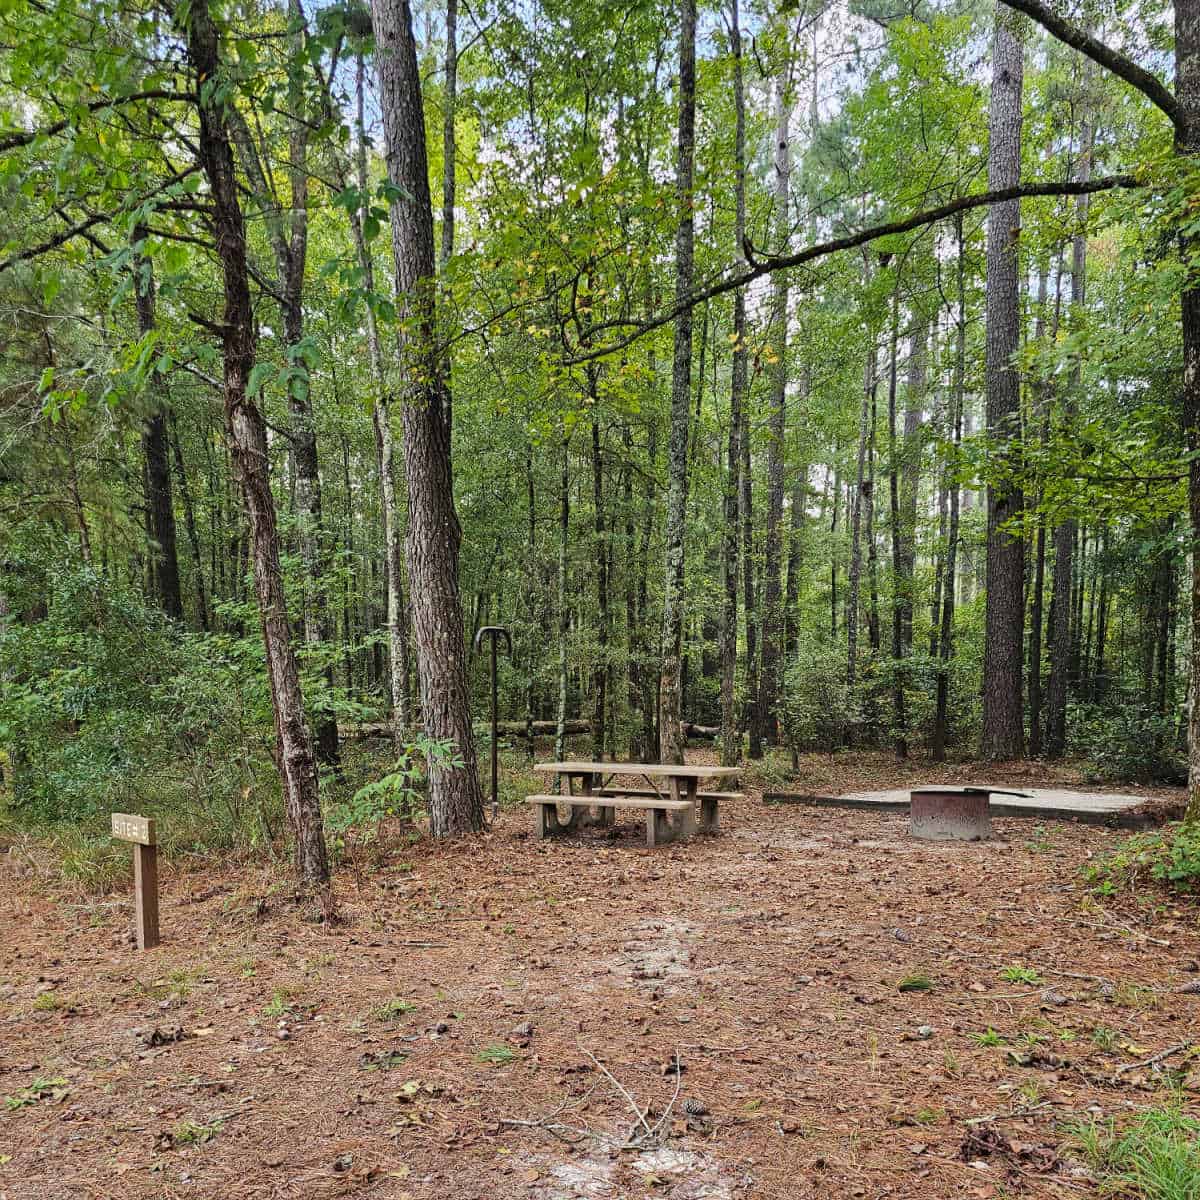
1084 823 1200 897
0 555 289 860
1069 702 1186 786
370 997 417 1023
5 1077 68 1111
897 971 934 992
1068 1108 1200 1200
779 644 858 754
328 737 464 837
1000 965 1044 985
475 1044 516 1066
972 1028 1005 1047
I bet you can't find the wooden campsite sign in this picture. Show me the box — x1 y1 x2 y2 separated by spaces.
111 813 159 950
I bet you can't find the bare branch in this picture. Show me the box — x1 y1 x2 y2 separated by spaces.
0 89 193 154
997 0 1179 129
564 173 1139 365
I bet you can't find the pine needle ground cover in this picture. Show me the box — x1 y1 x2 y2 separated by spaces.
0 753 1197 1199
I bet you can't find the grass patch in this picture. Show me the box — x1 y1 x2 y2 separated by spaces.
897 970 934 992
1068 1108 1200 1199
972 1028 1006 1047
476 1044 517 1066
370 997 417 1023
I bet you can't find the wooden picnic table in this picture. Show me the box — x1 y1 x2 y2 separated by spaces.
529 760 742 843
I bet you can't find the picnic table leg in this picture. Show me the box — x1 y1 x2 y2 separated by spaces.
646 807 674 847
700 793 719 834
587 771 613 828
681 777 698 838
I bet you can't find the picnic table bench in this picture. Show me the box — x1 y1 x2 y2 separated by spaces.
528 761 742 847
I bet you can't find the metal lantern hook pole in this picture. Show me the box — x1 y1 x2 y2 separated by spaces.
473 625 512 822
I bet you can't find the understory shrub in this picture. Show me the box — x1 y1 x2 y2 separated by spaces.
0 558 292 858
1083 822 1200 897
1068 701 1186 785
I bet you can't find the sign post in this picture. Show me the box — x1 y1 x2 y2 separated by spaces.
111 813 159 949
472 626 511 822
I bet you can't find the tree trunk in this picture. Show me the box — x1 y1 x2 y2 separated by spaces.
591 404 608 760
718 0 746 768
350 49 411 750
658 0 696 766
932 215 968 762
371 0 484 834
168 414 210 631
1186 0 1200 820
185 0 328 885
848 331 874 693
886 271 906 757
1045 100 1094 758
440 0 457 437
1027 260 1052 757
759 67 792 749
555 439 570 763
133 231 183 621
980 7 1026 760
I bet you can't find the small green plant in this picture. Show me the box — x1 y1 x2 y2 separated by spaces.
476 1044 517 1065
972 1028 1006 1047
371 997 417 1023
237 958 257 979
172 1118 221 1146
1024 826 1053 853
1084 823 1200 898
1000 965 1044 985
32 991 63 1012
329 737 464 838
1092 1025 1119 1051
914 1106 942 1125
5 1077 68 1110
1113 981 1159 1011
1067 1107 1200 1200
943 1048 962 1076
1018 1080 1043 1105
897 971 934 992
263 987 293 1018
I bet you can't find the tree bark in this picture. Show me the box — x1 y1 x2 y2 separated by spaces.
168 414 210 630
1045 95 1094 758
555 438 570 763
932 215 968 762
759 66 792 748
885 271 906 757
719 0 746 768
371 0 484 834
658 0 696 766
848 327 874 694
440 0 457 438
185 0 328 885
133 231 183 621
348 48 411 751
590 403 608 760
980 7 1026 760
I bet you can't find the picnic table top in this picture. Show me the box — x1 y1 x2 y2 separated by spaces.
533 760 741 778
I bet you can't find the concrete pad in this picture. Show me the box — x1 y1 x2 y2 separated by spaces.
764 786 1155 829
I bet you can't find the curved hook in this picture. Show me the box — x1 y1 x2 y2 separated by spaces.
473 625 512 656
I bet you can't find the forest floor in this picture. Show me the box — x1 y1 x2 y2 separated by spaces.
1 748 1197 1200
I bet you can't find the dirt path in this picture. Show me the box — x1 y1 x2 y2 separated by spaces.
1 758 1197 1199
